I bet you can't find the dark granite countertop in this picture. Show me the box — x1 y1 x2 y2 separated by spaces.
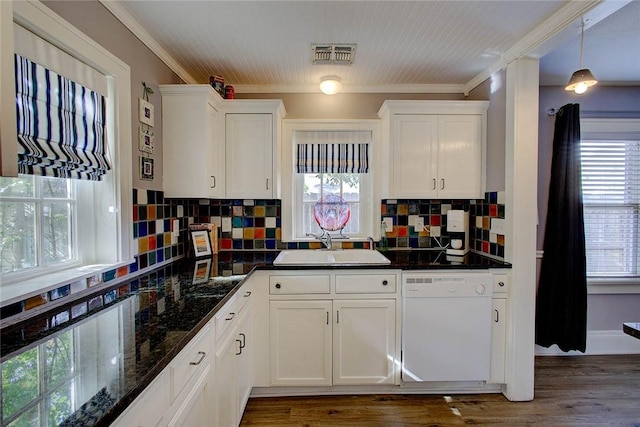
623 322 640 340
0 249 508 426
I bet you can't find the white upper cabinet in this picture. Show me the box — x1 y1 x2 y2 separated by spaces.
378 100 489 199
160 85 225 199
160 86 285 199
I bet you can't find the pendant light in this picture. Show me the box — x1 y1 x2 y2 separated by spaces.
565 18 598 94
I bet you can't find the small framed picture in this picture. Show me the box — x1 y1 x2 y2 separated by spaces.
191 230 212 258
139 128 154 153
138 98 154 127
139 156 154 180
192 258 212 284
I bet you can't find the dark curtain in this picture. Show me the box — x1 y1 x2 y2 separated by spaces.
535 103 587 353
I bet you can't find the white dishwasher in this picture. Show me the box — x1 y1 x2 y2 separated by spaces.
402 271 493 383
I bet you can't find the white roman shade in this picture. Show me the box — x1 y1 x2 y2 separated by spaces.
295 130 370 174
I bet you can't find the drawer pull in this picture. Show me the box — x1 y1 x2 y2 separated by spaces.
189 351 206 365
225 312 235 321
244 291 252 297
236 339 243 355
239 332 246 349
494 309 500 323
382 280 388 286
211 175 216 188
275 283 281 289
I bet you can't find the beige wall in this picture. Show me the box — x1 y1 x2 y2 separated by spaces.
42 0 183 191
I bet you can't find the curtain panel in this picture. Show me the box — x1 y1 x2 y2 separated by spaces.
15 54 111 181
536 103 588 353
295 143 369 174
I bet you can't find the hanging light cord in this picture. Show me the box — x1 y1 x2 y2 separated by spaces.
579 18 585 68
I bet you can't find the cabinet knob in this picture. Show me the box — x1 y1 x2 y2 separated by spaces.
382 280 388 286
275 283 281 289
498 281 505 287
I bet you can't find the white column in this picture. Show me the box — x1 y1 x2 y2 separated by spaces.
503 58 539 401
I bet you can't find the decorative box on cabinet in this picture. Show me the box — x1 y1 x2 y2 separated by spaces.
159 84 225 198
378 100 489 199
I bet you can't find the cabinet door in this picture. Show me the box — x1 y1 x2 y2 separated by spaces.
490 298 507 384
225 113 273 199
112 370 169 427
236 307 252 422
167 364 212 427
437 115 482 198
214 329 240 427
269 300 332 386
161 87 223 198
391 115 438 198
333 299 396 385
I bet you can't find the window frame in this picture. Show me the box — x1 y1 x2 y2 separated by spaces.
0 2 133 301
281 120 381 243
581 118 640 293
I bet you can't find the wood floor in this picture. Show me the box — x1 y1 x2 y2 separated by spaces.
240 354 640 426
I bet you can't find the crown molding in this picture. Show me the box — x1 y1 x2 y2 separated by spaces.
99 0 197 84
234 83 466 94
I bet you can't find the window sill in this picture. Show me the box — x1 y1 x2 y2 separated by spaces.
0 260 134 307
588 278 640 294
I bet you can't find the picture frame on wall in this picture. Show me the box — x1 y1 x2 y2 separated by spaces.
138 98 154 127
139 127 154 153
139 156 154 180
191 230 213 258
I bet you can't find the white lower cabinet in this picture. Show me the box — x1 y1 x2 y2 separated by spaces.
269 296 397 387
332 299 396 385
490 272 509 384
270 300 332 386
213 284 253 427
167 364 213 427
112 370 170 427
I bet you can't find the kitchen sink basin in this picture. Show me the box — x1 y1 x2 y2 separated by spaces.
273 249 390 266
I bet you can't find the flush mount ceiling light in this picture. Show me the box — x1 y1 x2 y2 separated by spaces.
319 76 342 95
565 18 598 94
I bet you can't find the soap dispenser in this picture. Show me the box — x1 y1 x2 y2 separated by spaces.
379 221 388 251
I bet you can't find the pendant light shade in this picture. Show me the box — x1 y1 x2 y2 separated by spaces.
319 76 342 95
565 19 597 94
565 68 598 94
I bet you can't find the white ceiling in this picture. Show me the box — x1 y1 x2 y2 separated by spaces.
104 0 639 94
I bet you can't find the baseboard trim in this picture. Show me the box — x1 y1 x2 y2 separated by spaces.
535 330 640 356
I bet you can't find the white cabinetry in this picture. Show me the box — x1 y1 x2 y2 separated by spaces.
160 87 285 199
159 85 224 198
213 284 253 427
490 272 509 384
225 101 286 199
378 101 489 199
268 271 399 387
112 370 170 427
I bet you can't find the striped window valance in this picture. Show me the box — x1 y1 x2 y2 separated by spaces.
14 54 111 181
294 130 371 174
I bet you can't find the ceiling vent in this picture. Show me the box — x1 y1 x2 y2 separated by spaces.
312 44 357 65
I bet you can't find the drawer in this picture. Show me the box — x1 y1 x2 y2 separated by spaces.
269 275 330 294
493 274 509 295
335 274 397 293
170 324 211 402
215 295 239 341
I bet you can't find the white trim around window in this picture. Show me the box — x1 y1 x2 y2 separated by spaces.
281 120 381 243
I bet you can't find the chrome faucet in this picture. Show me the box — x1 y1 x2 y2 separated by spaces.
368 236 374 250
306 232 332 250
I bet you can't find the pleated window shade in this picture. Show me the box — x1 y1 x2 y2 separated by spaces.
581 139 640 276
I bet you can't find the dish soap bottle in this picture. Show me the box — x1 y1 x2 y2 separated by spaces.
379 221 388 251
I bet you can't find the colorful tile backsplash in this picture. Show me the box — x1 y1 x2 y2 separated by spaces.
1 189 506 324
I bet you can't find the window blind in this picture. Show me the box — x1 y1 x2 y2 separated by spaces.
15 54 111 181
295 130 370 174
581 139 640 276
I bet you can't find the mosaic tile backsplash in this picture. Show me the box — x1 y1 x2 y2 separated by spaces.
1 189 506 324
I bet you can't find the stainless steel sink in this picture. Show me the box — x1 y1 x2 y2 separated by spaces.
273 249 390 266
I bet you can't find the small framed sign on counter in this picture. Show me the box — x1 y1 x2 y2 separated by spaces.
191 230 212 258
